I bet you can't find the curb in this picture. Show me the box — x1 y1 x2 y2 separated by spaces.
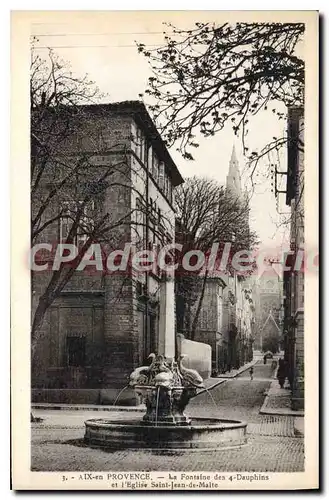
215 359 259 379
32 403 146 413
259 383 305 417
259 406 304 417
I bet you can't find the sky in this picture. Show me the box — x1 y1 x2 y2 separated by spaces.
31 11 294 250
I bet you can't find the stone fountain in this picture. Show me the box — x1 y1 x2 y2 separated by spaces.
84 354 247 450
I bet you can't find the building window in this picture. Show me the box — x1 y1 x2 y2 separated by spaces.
158 162 165 190
149 154 173 204
148 201 164 271
136 197 146 249
60 200 94 246
165 174 169 200
152 152 159 183
145 143 151 169
60 201 71 243
199 309 208 330
66 336 86 367
141 136 146 164
217 295 222 332
165 173 173 203
132 123 147 164
148 198 156 245
134 126 143 161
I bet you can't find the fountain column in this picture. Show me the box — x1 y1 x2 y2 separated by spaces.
158 275 175 359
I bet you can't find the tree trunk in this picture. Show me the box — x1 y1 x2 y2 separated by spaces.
31 297 49 422
190 270 209 341
31 297 49 358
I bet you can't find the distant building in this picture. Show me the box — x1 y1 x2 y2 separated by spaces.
253 266 283 351
260 312 281 353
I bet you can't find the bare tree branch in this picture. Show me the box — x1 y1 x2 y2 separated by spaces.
137 22 304 176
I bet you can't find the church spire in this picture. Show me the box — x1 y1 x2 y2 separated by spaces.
230 144 238 165
226 144 242 198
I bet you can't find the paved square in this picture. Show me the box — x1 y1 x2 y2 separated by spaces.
31 362 304 472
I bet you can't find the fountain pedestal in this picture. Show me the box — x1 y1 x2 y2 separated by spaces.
137 386 196 426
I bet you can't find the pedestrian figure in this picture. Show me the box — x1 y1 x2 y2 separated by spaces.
277 358 286 389
249 366 254 381
263 355 267 365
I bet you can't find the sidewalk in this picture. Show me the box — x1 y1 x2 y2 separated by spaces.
194 359 258 396
215 358 259 379
32 402 146 412
260 378 304 417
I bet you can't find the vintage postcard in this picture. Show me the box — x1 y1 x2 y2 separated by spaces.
11 9 319 490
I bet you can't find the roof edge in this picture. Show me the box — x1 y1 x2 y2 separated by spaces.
76 101 184 187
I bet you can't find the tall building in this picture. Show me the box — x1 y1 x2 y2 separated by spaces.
283 106 304 410
31 101 184 405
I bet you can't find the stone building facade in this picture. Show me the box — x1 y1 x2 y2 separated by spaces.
191 277 226 375
31 101 184 405
283 106 304 410
221 274 255 372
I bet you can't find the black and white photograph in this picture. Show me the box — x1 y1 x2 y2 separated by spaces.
11 9 319 490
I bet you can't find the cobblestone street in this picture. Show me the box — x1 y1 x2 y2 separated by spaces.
31 362 304 472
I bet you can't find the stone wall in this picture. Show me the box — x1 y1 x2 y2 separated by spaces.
176 334 212 380
292 309 304 410
190 278 225 374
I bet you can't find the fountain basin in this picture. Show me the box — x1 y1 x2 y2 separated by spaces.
84 416 247 451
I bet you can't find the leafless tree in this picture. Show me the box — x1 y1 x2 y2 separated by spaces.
175 176 258 339
137 22 304 179
30 42 163 356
